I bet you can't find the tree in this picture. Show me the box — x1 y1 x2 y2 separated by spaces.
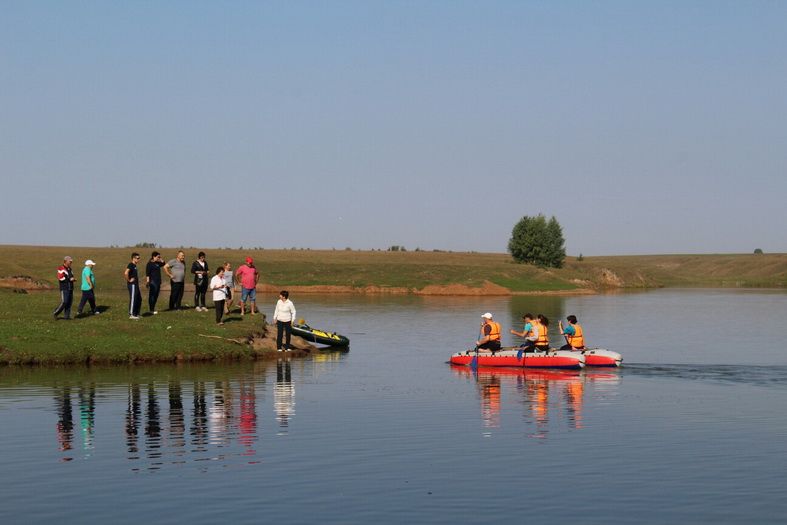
508 214 566 268
754 248 764 254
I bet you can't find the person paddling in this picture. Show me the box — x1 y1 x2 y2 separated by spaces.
534 314 550 352
475 312 502 353
510 313 537 352
558 315 585 350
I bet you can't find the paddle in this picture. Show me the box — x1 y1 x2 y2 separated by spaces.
470 324 482 369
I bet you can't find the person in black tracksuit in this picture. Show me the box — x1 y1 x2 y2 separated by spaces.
145 251 165 314
191 252 209 311
125 253 142 319
53 256 76 320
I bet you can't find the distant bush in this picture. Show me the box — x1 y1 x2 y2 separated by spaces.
754 248 764 254
577 253 584 262
508 214 566 268
133 242 158 248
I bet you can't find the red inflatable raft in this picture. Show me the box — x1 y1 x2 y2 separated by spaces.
580 348 622 367
450 349 585 369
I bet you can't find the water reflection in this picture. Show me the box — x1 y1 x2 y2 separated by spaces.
451 366 621 439
40 362 308 471
274 360 295 434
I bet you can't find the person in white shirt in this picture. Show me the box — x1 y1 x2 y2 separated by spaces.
273 290 297 352
210 267 228 325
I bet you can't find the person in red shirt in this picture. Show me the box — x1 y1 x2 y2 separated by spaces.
235 257 260 316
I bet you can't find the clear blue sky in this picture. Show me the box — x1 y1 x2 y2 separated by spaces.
2 1 786 255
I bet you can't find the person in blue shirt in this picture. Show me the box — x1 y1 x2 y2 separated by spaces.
77 259 99 316
510 313 537 352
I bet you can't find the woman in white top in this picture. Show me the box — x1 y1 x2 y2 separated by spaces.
210 267 228 325
273 290 297 351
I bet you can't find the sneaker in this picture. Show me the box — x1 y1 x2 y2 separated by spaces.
129 315 140 320
94 311 100 315
152 311 158 315
277 348 283 352
285 348 291 352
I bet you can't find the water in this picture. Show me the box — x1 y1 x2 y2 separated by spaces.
1 289 786 524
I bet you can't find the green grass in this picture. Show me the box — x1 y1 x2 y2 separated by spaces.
0 288 263 365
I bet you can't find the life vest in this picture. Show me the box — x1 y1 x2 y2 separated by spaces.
534 321 549 346
567 323 585 348
485 321 501 341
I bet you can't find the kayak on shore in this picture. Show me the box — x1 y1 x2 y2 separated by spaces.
291 323 350 348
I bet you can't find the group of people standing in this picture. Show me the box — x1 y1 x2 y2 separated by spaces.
474 312 585 353
52 251 300 351
124 250 261 322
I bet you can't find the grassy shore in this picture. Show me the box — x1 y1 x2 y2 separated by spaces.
0 287 264 365
1 245 785 365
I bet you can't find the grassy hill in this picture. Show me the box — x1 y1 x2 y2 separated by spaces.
1 245 785 293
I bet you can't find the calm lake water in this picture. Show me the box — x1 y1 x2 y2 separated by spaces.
1 289 787 524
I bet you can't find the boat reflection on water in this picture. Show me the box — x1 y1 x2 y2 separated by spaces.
450 365 621 439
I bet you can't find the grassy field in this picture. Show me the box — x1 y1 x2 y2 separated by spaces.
1 245 785 365
0 287 264 365
0 245 580 293
2 245 785 293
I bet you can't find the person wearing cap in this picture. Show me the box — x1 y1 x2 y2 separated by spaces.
53 256 76 320
558 315 585 350
77 259 99 316
510 312 537 352
164 250 186 310
235 257 260 316
476 312 502 353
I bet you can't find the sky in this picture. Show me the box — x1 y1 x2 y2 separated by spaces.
2 1 786 255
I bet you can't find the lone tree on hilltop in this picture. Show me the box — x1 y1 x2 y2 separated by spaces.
508 214 566 268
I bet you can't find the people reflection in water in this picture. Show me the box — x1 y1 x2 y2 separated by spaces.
78 383 96 454
126 384 141 457
210 380 236 447
145 383 162 462
275 360 295 434
192 381 208 451
55 386 74 459
476 372 501 429
168 381 186 454
456 367 588 438
238 378 257 455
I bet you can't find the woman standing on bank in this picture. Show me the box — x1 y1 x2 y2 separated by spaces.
210 267 228 325
273 290 297 352
191 252 209 311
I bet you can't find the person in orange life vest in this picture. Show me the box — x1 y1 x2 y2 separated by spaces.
558 315 585 350
510 313 537 352
476 312 502 352
534 314 550 352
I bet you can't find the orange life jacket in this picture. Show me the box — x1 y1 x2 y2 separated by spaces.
567 323 585 348
534 321 549 346
485 321 501 341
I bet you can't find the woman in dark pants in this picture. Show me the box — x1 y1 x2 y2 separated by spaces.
210 267 228 325
191 252 209 311
273 290 297 352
